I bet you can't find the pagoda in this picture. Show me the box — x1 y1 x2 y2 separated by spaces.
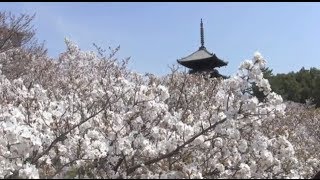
177 19 228 78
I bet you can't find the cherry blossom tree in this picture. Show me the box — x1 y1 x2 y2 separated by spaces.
0 11 47 82
0 38 318 179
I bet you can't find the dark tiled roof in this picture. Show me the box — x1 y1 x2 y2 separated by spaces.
177 48 228 69
178 48 213 62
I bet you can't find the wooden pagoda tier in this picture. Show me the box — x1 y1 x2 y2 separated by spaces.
189 68 228 79
177 19 228 76
177 47 227 70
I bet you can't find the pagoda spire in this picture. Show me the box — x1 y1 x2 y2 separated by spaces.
200 18 205 50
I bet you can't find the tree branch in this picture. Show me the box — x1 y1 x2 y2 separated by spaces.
30 107 105 164
126 118 227 175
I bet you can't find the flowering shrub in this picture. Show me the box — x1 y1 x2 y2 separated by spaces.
0 39 318 179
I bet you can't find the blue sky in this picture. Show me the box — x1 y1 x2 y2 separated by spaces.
1 2 320 76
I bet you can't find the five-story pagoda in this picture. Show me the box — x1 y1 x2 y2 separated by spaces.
177 19 228 78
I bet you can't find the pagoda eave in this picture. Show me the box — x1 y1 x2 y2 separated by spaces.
177 57 227 70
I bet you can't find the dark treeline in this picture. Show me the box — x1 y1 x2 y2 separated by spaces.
253 67 320 108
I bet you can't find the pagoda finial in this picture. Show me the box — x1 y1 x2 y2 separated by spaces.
200 18 205 50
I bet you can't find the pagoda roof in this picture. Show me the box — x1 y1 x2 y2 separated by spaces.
179 48 213 62
177 19 228 70
177 47 228 68
177 47 228 69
